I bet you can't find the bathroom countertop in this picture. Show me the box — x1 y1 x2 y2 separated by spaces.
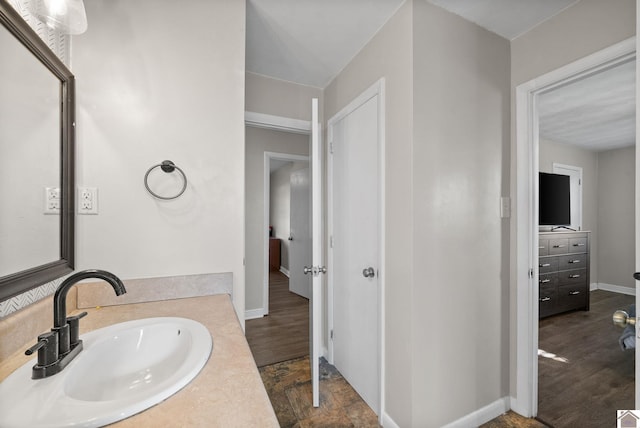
0 294 279 428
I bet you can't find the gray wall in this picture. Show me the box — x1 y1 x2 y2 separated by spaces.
244 73 320 316
326 0 510 425
411 1 510 426
539 138 599 283
245 127 309 313
325 1 415 424
270 162 293 270
597 146 636 289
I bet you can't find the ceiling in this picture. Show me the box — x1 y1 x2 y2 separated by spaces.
538 59 636 152
246 0 636 151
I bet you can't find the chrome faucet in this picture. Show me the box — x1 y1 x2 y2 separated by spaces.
25 269 126 379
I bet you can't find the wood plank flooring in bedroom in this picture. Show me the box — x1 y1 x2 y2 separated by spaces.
536 289 635 428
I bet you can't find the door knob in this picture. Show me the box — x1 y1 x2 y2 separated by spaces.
613 310 636 328
634 272 640 281
362 267 375 278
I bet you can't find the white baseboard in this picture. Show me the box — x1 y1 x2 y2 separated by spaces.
381 412 400 428
280 266 290 277
592 282 636 296
441 397 510 428
244 308 266 320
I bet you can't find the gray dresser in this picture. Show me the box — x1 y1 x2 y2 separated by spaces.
538 231 590 318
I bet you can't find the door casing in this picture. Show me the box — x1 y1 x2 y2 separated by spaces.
512 37 636 416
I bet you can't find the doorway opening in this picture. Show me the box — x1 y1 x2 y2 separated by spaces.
514 37 636 420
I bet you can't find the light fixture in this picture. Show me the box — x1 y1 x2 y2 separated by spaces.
28 0 87 35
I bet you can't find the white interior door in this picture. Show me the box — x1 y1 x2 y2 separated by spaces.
309 98 323 408
289 167 311 299
553 163 583 230
329 91 381 415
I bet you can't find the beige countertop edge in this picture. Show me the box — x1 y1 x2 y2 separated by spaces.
0 294 279 428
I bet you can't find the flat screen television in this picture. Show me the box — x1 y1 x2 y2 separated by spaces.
539 172 571 226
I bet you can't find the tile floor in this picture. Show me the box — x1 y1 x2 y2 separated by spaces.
259 356 548 428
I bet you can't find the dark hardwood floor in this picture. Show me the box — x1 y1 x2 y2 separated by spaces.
246 271 310 367
537 290 635 427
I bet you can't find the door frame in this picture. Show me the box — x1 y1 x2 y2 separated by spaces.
263 151 310 313
245 111 311 317
512 37 635 417
326 78 386 420
552 163 583 231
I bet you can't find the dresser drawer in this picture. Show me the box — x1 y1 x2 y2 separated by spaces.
539 257 558 274
549 238 569 255
557 269 587 286
558 284 587 308
569 237 588 253
539 273 557 289
558 254 587 270
539 238 549 257
539 289 557 317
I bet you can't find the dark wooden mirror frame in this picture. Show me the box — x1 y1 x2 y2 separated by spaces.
0 0 75 301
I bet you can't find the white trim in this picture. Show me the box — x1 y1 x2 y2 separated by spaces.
327 78 386 423
263 151 310 315
513 37 636 417
381 412 400 428
245 111 311 135
244 308 266 320
593 283 637 296
279 266 290 277
441 397 510 428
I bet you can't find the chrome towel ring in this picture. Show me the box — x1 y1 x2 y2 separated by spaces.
144 160 188 200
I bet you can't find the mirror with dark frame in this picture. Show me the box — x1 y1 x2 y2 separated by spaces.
0 0 75 301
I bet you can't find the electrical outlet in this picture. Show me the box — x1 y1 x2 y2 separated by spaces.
44 187 61 214
78 187 98 214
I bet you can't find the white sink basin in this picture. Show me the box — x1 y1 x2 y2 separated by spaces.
0 317 212 427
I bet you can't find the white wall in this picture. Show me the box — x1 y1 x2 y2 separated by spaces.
597 146 636 289
73 0 246 316
245 127 309 313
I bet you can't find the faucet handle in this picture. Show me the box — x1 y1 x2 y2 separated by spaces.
26 332 59 367
67 312 88 347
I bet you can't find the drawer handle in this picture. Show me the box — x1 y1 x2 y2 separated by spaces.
568 274 581 279
540 297 551 302
539 279 551 284
573 243 585 247
569 291 581 295
553 245 566 248
568 259 581 264
540 263 551 267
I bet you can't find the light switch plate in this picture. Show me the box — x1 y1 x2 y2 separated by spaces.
500 196 511 218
